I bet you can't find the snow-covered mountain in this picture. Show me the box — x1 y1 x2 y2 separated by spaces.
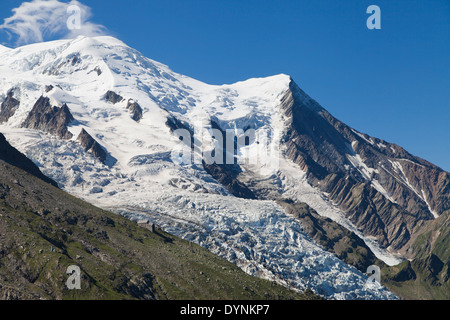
1 36 448 299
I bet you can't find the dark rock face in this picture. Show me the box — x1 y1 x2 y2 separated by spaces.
21 96 74 140
94 66 102 76
0 132 57 187
127 99 143 122
76 128 107 163
279 79 450 253
201 120 256 199
166 115 193 136
105 92 142 121
203 162 256 199
0 89 20 123
70 53 81 66
103 90 124 104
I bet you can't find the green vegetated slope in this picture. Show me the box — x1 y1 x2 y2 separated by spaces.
381 210 449 300
0 158 317 300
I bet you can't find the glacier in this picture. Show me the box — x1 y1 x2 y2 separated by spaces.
0 36 400 299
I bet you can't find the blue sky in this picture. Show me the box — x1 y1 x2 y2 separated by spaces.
1 0 449 171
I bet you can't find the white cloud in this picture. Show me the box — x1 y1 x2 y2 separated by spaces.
0 0 108 46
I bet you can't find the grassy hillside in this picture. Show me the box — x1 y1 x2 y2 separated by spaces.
381 210 449 300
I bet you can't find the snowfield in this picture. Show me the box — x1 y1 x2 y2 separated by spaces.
0 36 399 299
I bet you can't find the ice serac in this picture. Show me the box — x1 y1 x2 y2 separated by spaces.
278 79 450 253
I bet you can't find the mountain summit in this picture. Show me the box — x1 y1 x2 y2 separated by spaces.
0 36 448 299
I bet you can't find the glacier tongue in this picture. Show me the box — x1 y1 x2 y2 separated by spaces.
111 191 396 300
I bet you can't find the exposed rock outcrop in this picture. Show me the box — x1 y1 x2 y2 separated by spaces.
203 162 256 199
21 96 74 140
94 66 102 76
127 99 143 122
198 119 256 199
103 90 124 104
0 89 20 124
76 128 107 163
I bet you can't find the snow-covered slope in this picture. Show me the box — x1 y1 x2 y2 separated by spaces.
0 36 399 299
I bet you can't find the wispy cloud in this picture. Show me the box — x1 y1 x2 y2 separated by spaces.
0 0 108 47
